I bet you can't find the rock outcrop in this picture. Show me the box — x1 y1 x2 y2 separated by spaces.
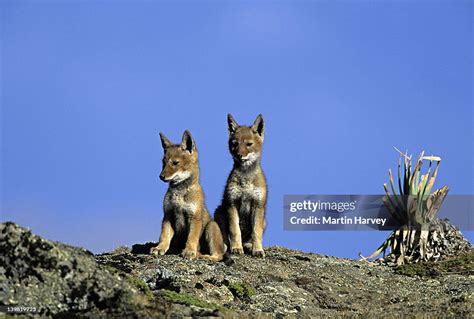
1 222 472 318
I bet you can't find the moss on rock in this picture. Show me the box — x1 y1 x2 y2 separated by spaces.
159 289 224 312
228 281 256 300
394 249 473 278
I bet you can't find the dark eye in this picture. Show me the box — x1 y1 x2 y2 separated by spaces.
172 160 179 166
247 142 253 146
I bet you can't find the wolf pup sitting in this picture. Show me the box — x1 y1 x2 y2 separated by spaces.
150 130 226 262
215 114 267 257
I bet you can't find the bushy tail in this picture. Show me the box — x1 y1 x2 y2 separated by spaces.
198 222 234 265
197 247 234 265
197 253 224 262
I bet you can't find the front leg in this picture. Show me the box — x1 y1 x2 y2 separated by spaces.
228 205 243 254
182 217 202 259
151 218 174 256
251 205 266 257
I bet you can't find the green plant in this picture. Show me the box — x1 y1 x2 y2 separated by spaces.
160 290 224 312
360 148 449 265
228 281 256 299
105 265 154 300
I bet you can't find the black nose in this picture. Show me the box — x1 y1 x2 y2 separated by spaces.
159 173 166 181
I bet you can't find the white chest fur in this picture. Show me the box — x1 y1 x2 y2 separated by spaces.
227 181 265 202
164 191 197 215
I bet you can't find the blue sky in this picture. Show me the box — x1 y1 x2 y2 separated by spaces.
1 1 472 258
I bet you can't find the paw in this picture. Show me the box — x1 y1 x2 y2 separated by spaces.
243 242 253 252
150 245 168 256
252 249 265 258
231 247 244 255
181 249 197 260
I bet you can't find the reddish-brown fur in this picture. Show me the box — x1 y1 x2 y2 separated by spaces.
215 114 267 257
150 130 226 261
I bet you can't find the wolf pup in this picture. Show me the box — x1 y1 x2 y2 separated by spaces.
150 130 226 262
215 114 267 257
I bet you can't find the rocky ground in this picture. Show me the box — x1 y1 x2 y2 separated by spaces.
1 222 473 318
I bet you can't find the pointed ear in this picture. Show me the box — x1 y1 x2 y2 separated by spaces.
159 132 173 150
227 113 239 135
251 114 264 137
181 130 195 153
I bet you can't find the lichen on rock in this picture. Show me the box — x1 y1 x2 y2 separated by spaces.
1 221 472 318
